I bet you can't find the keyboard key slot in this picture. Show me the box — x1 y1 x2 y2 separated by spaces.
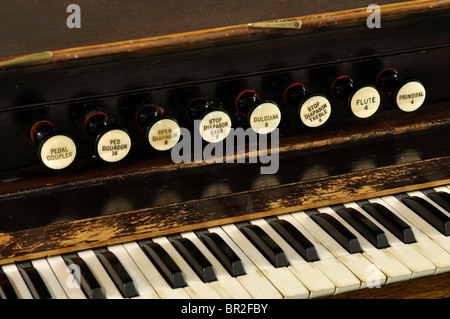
17 262 52 299
138 240 187 289
268 219 319 262
428 191 450 213
0 269 18 299
63 255 105 299
239 224 289 268
170 237 217 283
402 196 450 236
310 213 362 254
95 250 138 298
336 207 390 249
199 232 245 277
362 202 416 243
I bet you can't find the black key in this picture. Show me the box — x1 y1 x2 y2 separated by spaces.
239 224 289 268
401 196 450 236
199 232 245 277
95 250 138 298
0 269 18 299
17 262 52 299
362 202 416 243
336 207 390 249
63 255 105 299
170 237 217 283
138 240 186 288
268 219 319 262
310 213 362 254
428 191 450 213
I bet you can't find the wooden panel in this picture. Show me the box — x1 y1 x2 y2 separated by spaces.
0 0 415 58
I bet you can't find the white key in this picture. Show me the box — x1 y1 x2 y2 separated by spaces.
343 201 436 278
152 236 221 299
278 213 361 294
31 258 67 299
122 242 190 299
433 186 450 197
107 244 160 299
180 231 252 299
250 218 336 298
77 249 123 299
316 207 412 285
221 223 310 299
46 255 86 299
208 226 282 299
1 264 33 299
371 195 450 274
291 211 385 288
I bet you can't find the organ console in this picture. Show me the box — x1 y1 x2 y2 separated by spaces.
0 0 449 300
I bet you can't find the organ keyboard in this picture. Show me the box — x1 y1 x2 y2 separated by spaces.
1 186 450 299
0 0 450 300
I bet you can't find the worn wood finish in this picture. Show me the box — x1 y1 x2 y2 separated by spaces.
0 154 449 265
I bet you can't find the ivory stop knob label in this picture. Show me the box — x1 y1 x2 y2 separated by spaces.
299 95 331 127
395 80 426 112
40 135 77 170
97 129 131 162
199 110 232 143
349 86 380 118
249 102 281 134
147 119 181 151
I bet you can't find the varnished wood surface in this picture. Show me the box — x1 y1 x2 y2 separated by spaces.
1 0 449 64
0 0 425 59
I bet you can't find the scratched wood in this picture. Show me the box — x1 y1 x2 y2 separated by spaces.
1 152 449 265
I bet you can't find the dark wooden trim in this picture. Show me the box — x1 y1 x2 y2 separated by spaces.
1 0 449 67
